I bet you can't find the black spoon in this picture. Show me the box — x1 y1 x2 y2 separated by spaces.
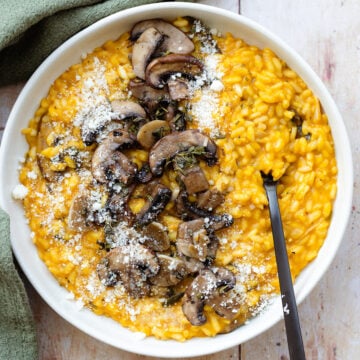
262 172 306 360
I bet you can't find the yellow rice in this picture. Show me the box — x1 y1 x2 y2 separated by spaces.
18 18 337 340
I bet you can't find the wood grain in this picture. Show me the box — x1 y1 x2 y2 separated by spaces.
1 0 359 359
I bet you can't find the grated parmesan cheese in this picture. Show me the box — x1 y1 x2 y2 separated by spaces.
12 184 28 200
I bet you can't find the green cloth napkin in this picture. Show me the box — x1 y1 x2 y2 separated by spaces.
0 208 38 360
0 0 166 86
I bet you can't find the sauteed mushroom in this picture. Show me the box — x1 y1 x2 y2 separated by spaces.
145 54 203 90
106 243 160 297
130 19 194 55
136 181 172 226
91 129 137 184
131 27 164 79
179 165 209 195
176 215 233 262
37 115 61 181
177 218 213 262
111 100 147 121
137 120 170 149
149 129 217 176
129 79 170 103
68 189 92 231
150 254 189 286
197 189 224 211
140 221 170 251
182 267 236 326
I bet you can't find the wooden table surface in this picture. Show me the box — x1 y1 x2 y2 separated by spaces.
1 0 359 359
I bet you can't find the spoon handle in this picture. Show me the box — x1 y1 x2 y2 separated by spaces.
264 182 306 360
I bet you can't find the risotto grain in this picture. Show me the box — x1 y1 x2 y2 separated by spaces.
17 17 337 340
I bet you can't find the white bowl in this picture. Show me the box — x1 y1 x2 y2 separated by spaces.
0 2 353 357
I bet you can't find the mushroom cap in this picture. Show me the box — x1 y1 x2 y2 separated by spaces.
36 115 60 181
131 27 164 80
92 149 137 184
68 188 92 231
111 100 147 120
91 129 137 184
130 19 194 55
129 79 170 103
136 120 170 150
176 218 209 261
182 267 237 326
140 221 170 251
135 181 172 226
150 254 189 286
182 269 217 326
145 54 203 89
148 129 217 177
107 243 160 297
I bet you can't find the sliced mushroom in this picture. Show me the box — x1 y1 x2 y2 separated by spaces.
197 189 224 211
150 254 189 286
106 243 160 297
167 78 190 100
179 256 205 274
145 54 203 90
132 27 164 80
97 258 118 286
111 100 147 121
175 189 224 220
176 218 212 262
135 162 153 183
175 190 208 220
203 213 234 231
140 221 170 251
179 165 209 194
136 120 170 150
182 269 217 326
136 181 172 226
106 183 135 224
91 129 137 184
68 189 92 231
129 79 170 103
182 267 237 326
68 187 109 230
130 19 194 55
149 129 217 177
207 267 238 320
36 116 61 181
176 214 233 263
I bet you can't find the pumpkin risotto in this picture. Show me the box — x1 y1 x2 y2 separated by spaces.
17 17 337 340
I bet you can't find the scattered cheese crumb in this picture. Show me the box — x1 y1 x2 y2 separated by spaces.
210 79 224 92
12 184 28 200
27 170 38 180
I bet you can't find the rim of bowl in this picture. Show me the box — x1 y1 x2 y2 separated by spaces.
0 2 353 358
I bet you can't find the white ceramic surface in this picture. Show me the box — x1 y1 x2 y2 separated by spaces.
0 2 353 358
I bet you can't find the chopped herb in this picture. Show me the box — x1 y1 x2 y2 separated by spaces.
161 291 185 307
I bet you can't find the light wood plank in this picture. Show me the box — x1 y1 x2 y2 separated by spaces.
241 0 360 358
196 0 239 13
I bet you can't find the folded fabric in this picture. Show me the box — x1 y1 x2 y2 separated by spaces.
0 208 38 360
0 0 165 86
